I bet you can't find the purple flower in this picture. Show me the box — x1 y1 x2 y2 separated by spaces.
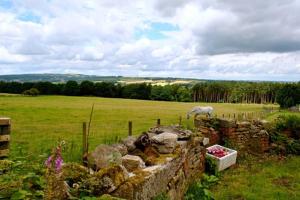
55 156 63 172
45 156 53 168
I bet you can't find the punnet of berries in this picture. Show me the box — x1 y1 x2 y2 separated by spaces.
207 146 229 158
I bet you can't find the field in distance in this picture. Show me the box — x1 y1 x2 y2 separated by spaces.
0 95 275 161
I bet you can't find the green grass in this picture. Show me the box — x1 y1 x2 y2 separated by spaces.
212 155 300 200
0 95 275 161
1 95 299 199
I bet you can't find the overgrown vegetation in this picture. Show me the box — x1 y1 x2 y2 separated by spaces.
184 174 219 200
269 114 300 155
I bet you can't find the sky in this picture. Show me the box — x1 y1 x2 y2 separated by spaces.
0 0 300 81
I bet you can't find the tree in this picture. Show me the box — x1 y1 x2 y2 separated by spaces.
177 86 192 102
63 81 79 96
79 81 94 96
276 84 300 108
122 83 151 100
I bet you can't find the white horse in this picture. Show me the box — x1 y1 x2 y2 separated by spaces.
187 106 213 119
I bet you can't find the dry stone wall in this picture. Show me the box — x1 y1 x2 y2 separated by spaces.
195 118 270 153
85 125 207 200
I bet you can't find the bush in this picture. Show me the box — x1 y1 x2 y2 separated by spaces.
275 115 300 139
22 88 40 96
184 174 218 200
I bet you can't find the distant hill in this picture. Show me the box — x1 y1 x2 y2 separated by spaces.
0 74 201 84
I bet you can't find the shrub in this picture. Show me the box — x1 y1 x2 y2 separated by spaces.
22 88 40 96
274 115 300 139
184 174 218 200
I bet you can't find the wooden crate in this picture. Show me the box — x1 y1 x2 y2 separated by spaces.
0 118 10 158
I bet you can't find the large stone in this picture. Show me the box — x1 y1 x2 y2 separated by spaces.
121 136 137 152
112 144 128 156
237 121 251 128
151 132 178 154
85 165 129 195
121 155 146 172
88 145 122 170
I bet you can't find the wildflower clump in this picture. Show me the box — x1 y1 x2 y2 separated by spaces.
44 143 68 200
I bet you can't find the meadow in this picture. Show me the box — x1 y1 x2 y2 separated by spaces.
0 95 274 161
1 95 300 199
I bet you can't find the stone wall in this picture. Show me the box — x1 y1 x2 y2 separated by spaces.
194 118 270 154
84 125 207 200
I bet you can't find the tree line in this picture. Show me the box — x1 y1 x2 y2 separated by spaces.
0 80 299 108
192 81 300 108
0 80 192 102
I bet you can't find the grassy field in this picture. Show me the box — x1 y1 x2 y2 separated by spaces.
0 95 275 161
212 155 300 200
1 95 299 199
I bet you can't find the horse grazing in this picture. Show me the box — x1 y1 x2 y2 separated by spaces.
187 106 213 119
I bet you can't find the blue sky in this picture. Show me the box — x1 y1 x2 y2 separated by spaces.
0 0 299 81
135 22 179 40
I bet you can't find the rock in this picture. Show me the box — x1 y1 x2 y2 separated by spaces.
88 145 122 171
112 144 128 156
237 121 251 128
258 130 269 136
176 129 192 140
121 136 137 152
151 132 178 154
135 133 151 150
202 137 210 146
121 155 146 172
144 146 160 158
85 165 129 195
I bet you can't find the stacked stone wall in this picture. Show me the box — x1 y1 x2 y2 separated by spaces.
195 118 270 153
84 125 207 200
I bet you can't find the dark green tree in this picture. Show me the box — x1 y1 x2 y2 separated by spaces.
79 81 94 96
63 80 79 96
276 84 300 108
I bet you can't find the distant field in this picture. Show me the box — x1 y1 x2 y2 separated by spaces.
0 95 276 161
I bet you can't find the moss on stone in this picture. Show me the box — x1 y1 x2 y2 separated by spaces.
62 163 90 183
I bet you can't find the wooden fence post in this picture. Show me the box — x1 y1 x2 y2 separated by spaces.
157 119 161 126
0 118 11 158
128 121 132 136
82 122 88 164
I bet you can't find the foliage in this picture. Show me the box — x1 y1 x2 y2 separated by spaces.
184 174 219 200
0 156 46 199
1 80 299 104
22 88 40 96
205 157 219 176
274 115 300 136
44 142 68 200
276 84 300 108
269 114 300 155
64 80 80 96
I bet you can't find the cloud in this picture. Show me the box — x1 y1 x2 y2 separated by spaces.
0 0 299 81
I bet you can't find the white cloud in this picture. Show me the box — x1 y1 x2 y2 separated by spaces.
0 0 299 81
